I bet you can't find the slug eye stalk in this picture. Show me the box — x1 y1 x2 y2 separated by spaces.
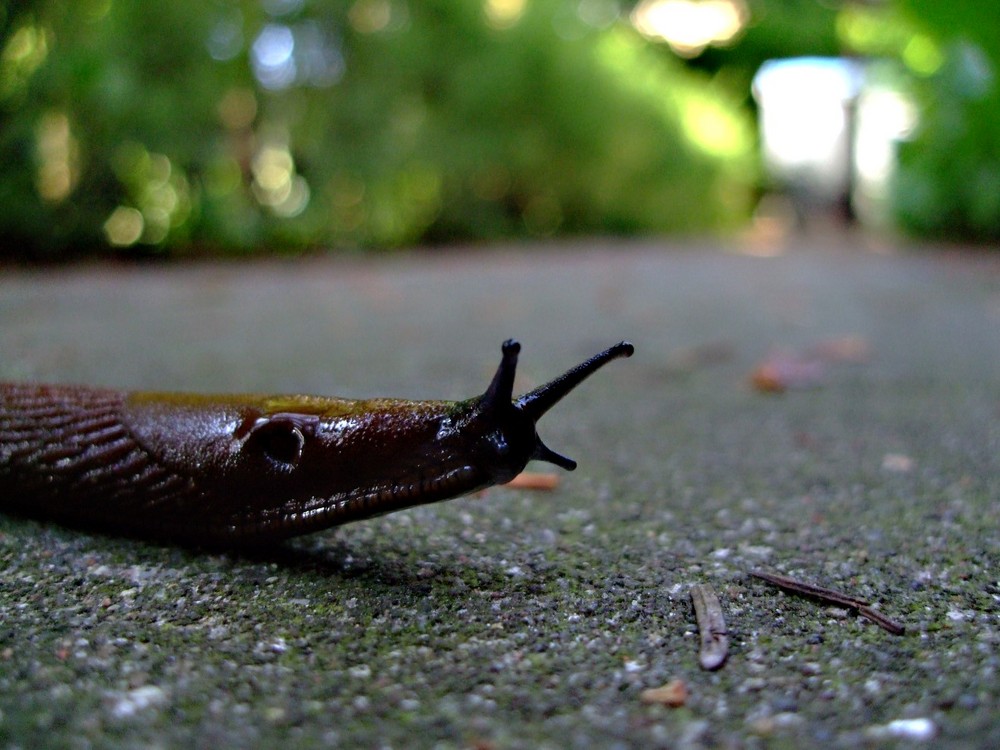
480 339 635 472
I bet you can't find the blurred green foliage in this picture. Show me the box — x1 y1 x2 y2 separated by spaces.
0 0 756 258
689 0 842 100
890 1 1000 241
7 0 995 257
840 1 1000 241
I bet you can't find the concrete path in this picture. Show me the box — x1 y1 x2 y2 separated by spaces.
1 234 998 748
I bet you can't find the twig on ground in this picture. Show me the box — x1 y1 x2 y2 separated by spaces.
749 569 905 636
690 583 729 670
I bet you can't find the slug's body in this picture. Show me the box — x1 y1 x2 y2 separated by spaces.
0 341 632 545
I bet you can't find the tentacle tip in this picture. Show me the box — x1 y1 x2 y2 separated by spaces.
481 339 523 409
502 339 521 356
535 441 577 471
618 341 635 358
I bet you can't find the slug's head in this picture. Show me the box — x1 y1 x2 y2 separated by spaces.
471 339 634 482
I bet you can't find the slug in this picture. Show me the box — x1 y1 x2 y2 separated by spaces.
0 340 633 546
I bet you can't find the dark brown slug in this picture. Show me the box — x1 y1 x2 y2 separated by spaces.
0 340 633 546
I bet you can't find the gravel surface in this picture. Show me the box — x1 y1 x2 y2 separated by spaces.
1 236 998 748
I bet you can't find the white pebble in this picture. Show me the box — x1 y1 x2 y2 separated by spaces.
866 717 936 741
348 664 372 679
110 686 167 719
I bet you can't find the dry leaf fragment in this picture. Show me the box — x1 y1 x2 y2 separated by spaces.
640 679 688 707
504 472 560 491
750 334 871 393
750 353 826 393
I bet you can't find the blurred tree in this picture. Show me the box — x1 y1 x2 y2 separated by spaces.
888 1 1000 241
678 0 842 102
0 0 755 259
836 0 1000 242
0 1 248 257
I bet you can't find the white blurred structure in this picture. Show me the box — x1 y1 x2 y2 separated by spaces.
753 57 863 216
753 56 917 230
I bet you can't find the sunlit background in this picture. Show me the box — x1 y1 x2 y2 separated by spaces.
1 0 998 258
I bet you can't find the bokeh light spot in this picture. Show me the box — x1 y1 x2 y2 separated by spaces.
35 111 79 203
252 24 297 90
350 0 393 34
902 34 943 77
104 207 145 247
485 0 527 30
218 88 258 130
1 23 51 99
632 0 747 57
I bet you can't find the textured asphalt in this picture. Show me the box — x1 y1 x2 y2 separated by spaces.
1 233 998 748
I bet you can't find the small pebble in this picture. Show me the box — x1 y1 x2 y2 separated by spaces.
865 717 937 741
348 664 372 679
109 686 167 719
881 453 915 473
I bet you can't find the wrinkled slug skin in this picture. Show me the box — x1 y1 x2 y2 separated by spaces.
0 384 485 544
0 340 634 546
